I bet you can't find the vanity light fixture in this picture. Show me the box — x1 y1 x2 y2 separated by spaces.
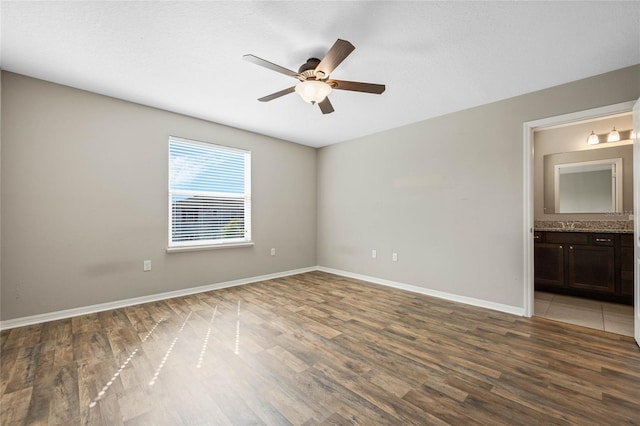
586 128 632 145
607 127 620 142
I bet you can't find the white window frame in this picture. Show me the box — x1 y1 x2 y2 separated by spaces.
167 136 252 252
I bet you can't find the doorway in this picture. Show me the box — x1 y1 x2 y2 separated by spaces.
523 101 636 337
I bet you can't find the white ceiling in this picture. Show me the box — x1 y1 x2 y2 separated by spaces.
2 1 639 148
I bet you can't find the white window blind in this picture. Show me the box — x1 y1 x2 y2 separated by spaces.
168 137 251 248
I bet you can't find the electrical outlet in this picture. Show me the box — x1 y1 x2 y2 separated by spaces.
143 260 151 271
270 248 276 256
371 249 377 258
392 253 398 262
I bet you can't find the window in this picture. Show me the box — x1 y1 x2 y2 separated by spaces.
168 136 251 249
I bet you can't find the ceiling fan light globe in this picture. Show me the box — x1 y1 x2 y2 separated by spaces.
295 80 332 104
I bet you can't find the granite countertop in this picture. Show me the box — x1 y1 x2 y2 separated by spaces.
534 220 634 234
535 227 633 234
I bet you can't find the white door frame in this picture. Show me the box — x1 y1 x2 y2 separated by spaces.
632 98 640 346
522 100 636 317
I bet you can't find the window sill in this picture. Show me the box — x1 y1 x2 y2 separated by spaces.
166 241 254 253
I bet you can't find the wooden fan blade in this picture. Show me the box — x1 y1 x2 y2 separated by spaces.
329 79 386 94
243 54 299 78
318 97 334 114
258 86 296 102
315 39 355 77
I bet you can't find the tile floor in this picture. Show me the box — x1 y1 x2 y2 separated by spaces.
534 291 634 337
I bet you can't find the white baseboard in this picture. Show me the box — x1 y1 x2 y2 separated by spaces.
1 265 524 330
316 266 525 316
0 266 316 330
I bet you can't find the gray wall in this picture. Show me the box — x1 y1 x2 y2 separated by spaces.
316 65 640 309
3 65 639 321
1 72 317 320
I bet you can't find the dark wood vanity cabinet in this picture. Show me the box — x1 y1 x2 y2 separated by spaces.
534 231 631 304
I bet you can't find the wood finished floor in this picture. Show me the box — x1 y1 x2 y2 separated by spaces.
1 271 639 425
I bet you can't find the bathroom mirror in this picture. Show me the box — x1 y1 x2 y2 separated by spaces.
554 159 622 213
543 144 633 214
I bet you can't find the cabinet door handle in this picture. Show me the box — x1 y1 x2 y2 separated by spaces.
559 245 563 249
534 235 540 240
570 246 573 250
595 238 611 242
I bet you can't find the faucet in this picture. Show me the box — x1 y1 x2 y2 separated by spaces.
560 220 579 230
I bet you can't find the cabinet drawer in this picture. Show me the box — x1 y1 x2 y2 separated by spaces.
591 234 614 246
546 232 588 245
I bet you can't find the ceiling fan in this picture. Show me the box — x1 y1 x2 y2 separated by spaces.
243 39 385 114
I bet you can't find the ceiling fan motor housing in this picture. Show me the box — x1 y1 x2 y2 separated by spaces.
298 58 324 80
